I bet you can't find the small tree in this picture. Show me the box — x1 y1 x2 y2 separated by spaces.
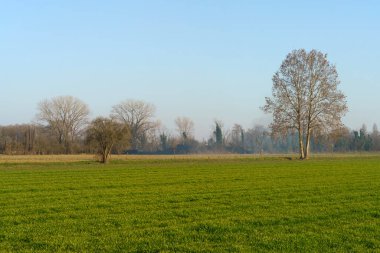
86 117 129 163
175 116 194 144
229 124 245 153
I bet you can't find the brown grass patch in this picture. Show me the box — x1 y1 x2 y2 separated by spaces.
0 153 288 163
0 152 378 163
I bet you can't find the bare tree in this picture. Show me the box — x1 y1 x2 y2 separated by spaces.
141 121 161 152
229 124 245 153
111 100 156 151
0 124 36 155
86 117 129 163
248 125 267 154
37 96 90 154
175 116 194 142
263 49 347 159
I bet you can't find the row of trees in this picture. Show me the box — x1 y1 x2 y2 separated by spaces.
0 107 379 158
1 49 371 161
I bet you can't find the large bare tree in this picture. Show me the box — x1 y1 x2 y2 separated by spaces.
263 49 347 159
37 96 90 153
111 99 156 150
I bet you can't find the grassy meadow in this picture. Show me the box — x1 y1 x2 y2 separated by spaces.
0 155 380 252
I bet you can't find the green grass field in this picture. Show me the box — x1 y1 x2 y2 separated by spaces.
1 155 380 252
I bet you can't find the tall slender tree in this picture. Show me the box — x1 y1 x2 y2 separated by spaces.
214 121 223 150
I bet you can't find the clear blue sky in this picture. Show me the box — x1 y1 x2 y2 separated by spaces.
1 0 379 139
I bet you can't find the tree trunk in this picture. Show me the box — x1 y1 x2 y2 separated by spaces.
102 152 107 163
304 128 311 159
101 145 113 163
65 141 72 154
298 129 305 159
101 148 108 163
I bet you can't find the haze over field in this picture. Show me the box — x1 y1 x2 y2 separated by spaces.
1 1 379 139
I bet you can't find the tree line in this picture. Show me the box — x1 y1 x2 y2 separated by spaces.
0 115 378 158
1 49 377 161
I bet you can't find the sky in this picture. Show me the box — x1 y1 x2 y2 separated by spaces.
1 0 379 139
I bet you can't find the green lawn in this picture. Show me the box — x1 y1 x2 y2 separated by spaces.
1 156 380 252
